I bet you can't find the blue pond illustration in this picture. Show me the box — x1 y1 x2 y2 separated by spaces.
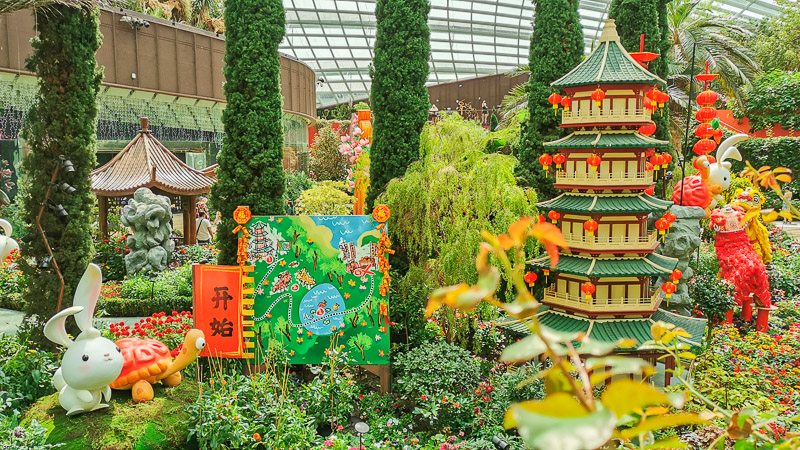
298 283 346 336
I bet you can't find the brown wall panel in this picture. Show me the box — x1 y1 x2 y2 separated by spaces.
0 8 316 121
427 72 529 113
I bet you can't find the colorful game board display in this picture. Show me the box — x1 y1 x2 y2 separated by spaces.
246 215 390 364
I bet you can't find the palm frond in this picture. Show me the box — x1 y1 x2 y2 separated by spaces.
1 0 117 15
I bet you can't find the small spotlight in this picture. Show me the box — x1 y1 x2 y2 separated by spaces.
59 156 74 173
38 255 53 269
47 203 68 217
53 182 76 194
492 436 510 450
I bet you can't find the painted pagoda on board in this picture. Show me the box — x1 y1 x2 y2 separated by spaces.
522 20 705 349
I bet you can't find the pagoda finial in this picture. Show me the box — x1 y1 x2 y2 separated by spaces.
140 117 149 132
598 19 621 43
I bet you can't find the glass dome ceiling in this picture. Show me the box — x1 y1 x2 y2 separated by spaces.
281 0 782 108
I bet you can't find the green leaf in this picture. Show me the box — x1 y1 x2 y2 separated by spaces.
586 357 654 384
505 393 616 450
645 438 689 449
500 325 580 363
576 337 636 356
618 413 707 439
600 380 670 418
733 442 755 450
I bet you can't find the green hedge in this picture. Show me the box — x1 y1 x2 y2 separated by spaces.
733 138 800 194
96 296 193 317
0 293 192 317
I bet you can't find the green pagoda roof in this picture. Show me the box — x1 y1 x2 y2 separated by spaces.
544 131 669 149
529 253 679 277
552 20 665 89
499 308 706 351
538 193 673 214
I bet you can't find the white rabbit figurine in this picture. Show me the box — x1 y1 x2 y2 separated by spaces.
44 263 124 416
0 218 19 262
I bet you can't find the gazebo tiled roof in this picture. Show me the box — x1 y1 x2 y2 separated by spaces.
552 20 665 89
544 130 669 149
91 118 215 196
538 193 673 214
528 253 679 277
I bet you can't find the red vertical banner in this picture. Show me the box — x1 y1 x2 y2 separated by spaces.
193 265 244 358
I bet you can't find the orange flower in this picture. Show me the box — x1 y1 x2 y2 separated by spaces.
253 433 261 442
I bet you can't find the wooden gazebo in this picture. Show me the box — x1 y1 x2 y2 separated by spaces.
91 117 216 245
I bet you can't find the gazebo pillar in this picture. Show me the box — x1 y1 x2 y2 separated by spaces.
98 195 109 239
182 195 197 245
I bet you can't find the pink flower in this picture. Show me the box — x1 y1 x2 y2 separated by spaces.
324 440 334 447
340 135 349 143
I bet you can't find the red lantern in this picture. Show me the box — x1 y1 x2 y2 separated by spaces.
560 96 572 112
655 218 670 241
661 282 677 298
548 210 561 224
664 211 677 227
650 154 664 170
656 90 670 108
639 120 657 137
591 88 606 109
539 154 553 171
644 186 655 196
645 162 654 171
694 123 714 139
695 107 717 123
661 153 673 165
537 214 546 224
670 268 683 284
696 90 718 107
646 87 661 110
583 219 599 237
542 268 550 282
548 93 562 115
693 138 717 156
587 154 602 171
524 272 538 286
553 153 566 169
643 101 657 113
581 282 596 300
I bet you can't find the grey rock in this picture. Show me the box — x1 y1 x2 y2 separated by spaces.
120 187 174 275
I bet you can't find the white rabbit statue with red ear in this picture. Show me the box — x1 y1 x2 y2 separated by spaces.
44 264 125 416
0 218 19 262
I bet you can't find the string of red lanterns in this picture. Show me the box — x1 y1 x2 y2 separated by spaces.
693 61 720 156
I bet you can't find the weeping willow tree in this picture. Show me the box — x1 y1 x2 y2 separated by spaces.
379 114 538 288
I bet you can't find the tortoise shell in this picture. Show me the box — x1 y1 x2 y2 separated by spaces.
671 174 710 209
110 338 172 389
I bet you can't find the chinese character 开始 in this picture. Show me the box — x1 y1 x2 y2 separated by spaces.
210 317 234 337
211 286 233 310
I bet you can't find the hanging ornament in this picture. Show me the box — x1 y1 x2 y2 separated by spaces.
539 154 553 172
581 282 596 300
646 87 661 111
695 107 717 123
543 269 550 283
655 218 670 241
639 120 657 137
661 153 673 166
583 219 599 237
524 272 538 286
548 210 561 224
656 90 670 114
553 153 566 170
696 90 719 107
644 186 655 196
664 211 677 228
591 88 606 110
537 214 546 224
694 123 715 139
670 268 683 284
650 154 664 170
693 138 717 156
661 282 677 299
548 93 562 116
587 154 602 171
645 162 654 172
560 96 572 112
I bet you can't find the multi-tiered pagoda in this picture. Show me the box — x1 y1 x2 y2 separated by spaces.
523 20 704 349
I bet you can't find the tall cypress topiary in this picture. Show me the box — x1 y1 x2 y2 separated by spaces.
211 0 286 265
515 0 584 200
366 0 431 210
609 0 675 192
19 5 102 339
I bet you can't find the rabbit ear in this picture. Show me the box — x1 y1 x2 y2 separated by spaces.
0 218 11 236
44 306 83 348
73 263 103 332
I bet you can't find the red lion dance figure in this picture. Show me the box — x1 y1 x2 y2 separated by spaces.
709 204 773 331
